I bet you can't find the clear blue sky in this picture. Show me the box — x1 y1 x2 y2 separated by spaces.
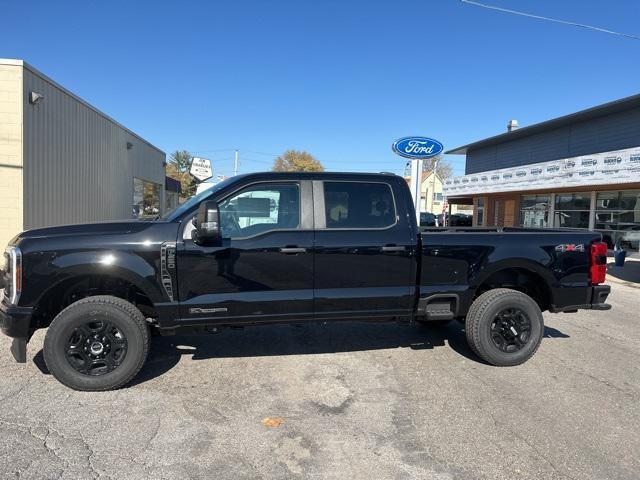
2 0 639 178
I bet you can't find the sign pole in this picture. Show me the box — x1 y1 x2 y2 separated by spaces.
409 159 422 225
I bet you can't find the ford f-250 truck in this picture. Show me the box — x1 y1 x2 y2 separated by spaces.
1 172 611 391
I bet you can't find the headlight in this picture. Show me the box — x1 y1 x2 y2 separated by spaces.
2 246 22 305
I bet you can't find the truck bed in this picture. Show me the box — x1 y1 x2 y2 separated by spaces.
418 227 604 317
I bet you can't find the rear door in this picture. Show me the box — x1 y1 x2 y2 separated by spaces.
313 178 416 321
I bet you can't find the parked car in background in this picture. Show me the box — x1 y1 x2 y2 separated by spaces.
449 213 473 226
420 212 436 227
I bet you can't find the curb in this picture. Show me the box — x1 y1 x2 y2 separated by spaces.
606 275 640 289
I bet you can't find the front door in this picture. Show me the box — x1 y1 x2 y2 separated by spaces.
176 180 314 324
504 199 516 227
313 179 415 321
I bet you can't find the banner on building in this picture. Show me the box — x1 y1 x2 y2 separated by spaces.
443 147 640 197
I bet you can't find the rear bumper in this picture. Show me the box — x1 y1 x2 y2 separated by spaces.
551 285 611 313
591 285 611 308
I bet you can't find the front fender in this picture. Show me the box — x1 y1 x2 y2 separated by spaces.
21 249 167 307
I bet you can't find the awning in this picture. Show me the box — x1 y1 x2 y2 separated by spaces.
165 176 182 193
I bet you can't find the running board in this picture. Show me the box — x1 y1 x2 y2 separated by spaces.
417 295 457 321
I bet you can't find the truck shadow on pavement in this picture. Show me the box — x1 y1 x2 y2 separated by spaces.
32 323 569 387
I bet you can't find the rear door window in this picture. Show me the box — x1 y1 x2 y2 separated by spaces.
323 182 396 229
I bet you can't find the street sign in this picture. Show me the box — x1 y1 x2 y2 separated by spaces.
190 157 213 182
393 136 444 224
392 136 443 160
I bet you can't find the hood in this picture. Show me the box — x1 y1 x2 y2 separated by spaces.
12 220 158 242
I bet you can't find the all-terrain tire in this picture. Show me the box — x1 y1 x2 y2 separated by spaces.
465 288 544 366
44 296 149 391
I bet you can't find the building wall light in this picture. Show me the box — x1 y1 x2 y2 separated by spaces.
29 92 44 104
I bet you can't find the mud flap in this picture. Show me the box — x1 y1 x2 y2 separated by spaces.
10 338 27 363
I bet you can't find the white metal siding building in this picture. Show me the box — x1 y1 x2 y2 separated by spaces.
0 59 166 249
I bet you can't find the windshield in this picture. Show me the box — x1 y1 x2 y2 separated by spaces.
161 177 236 222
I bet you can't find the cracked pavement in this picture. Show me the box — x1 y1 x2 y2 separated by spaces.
0 281 639 480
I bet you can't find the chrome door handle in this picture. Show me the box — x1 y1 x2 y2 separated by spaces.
280 247 307 254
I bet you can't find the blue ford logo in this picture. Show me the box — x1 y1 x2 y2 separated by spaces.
392 136 443 159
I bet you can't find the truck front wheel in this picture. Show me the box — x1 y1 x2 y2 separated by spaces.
465 288 544 366
43 296 150 391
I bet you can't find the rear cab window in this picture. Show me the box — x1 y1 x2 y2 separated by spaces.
323 181 396 229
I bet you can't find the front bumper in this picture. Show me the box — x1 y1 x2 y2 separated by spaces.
0 302 33 338
0 302 34 363
551 285 611 313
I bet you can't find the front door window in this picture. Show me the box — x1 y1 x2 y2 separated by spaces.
219 183 300 238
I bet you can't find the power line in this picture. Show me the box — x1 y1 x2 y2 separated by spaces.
189 148 236 154
240 157 274 165
460 0 640 41
242 149 280 157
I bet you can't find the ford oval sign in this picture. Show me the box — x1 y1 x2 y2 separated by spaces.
392 136 443 159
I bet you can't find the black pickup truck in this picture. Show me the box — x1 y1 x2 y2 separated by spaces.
1 172 611 391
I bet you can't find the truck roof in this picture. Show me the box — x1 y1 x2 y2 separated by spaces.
231 171 402 181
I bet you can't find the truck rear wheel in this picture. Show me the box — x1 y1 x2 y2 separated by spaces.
43 296 149 391
465 288 544 366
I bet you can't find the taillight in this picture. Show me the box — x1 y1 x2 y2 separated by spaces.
590 241 607 285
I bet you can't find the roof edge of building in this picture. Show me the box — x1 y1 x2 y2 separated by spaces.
0 58 165 157
446 93 640 155
0 58 24 67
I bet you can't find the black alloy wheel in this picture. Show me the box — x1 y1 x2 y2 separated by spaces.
489 308 532 353
65 320 128 376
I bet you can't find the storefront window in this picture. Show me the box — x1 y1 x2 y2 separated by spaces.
165 191 179 214
595 189 640 251
554 192 590 229
520 195 549 228
476 197 485 226
133 178 162 218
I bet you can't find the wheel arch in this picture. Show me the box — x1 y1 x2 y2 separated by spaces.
470 259 556 312
29 252 166 329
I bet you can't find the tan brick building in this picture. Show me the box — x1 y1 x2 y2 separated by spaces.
0 61 24 249
0 59 166 249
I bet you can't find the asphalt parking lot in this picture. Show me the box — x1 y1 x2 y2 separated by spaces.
1 280 638 480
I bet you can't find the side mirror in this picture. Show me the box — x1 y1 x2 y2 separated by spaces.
194 200 221 245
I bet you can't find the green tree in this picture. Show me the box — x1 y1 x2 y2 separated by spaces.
272 149 324 172
166 150 197 198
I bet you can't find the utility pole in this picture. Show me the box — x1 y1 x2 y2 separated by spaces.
234 149 239 176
